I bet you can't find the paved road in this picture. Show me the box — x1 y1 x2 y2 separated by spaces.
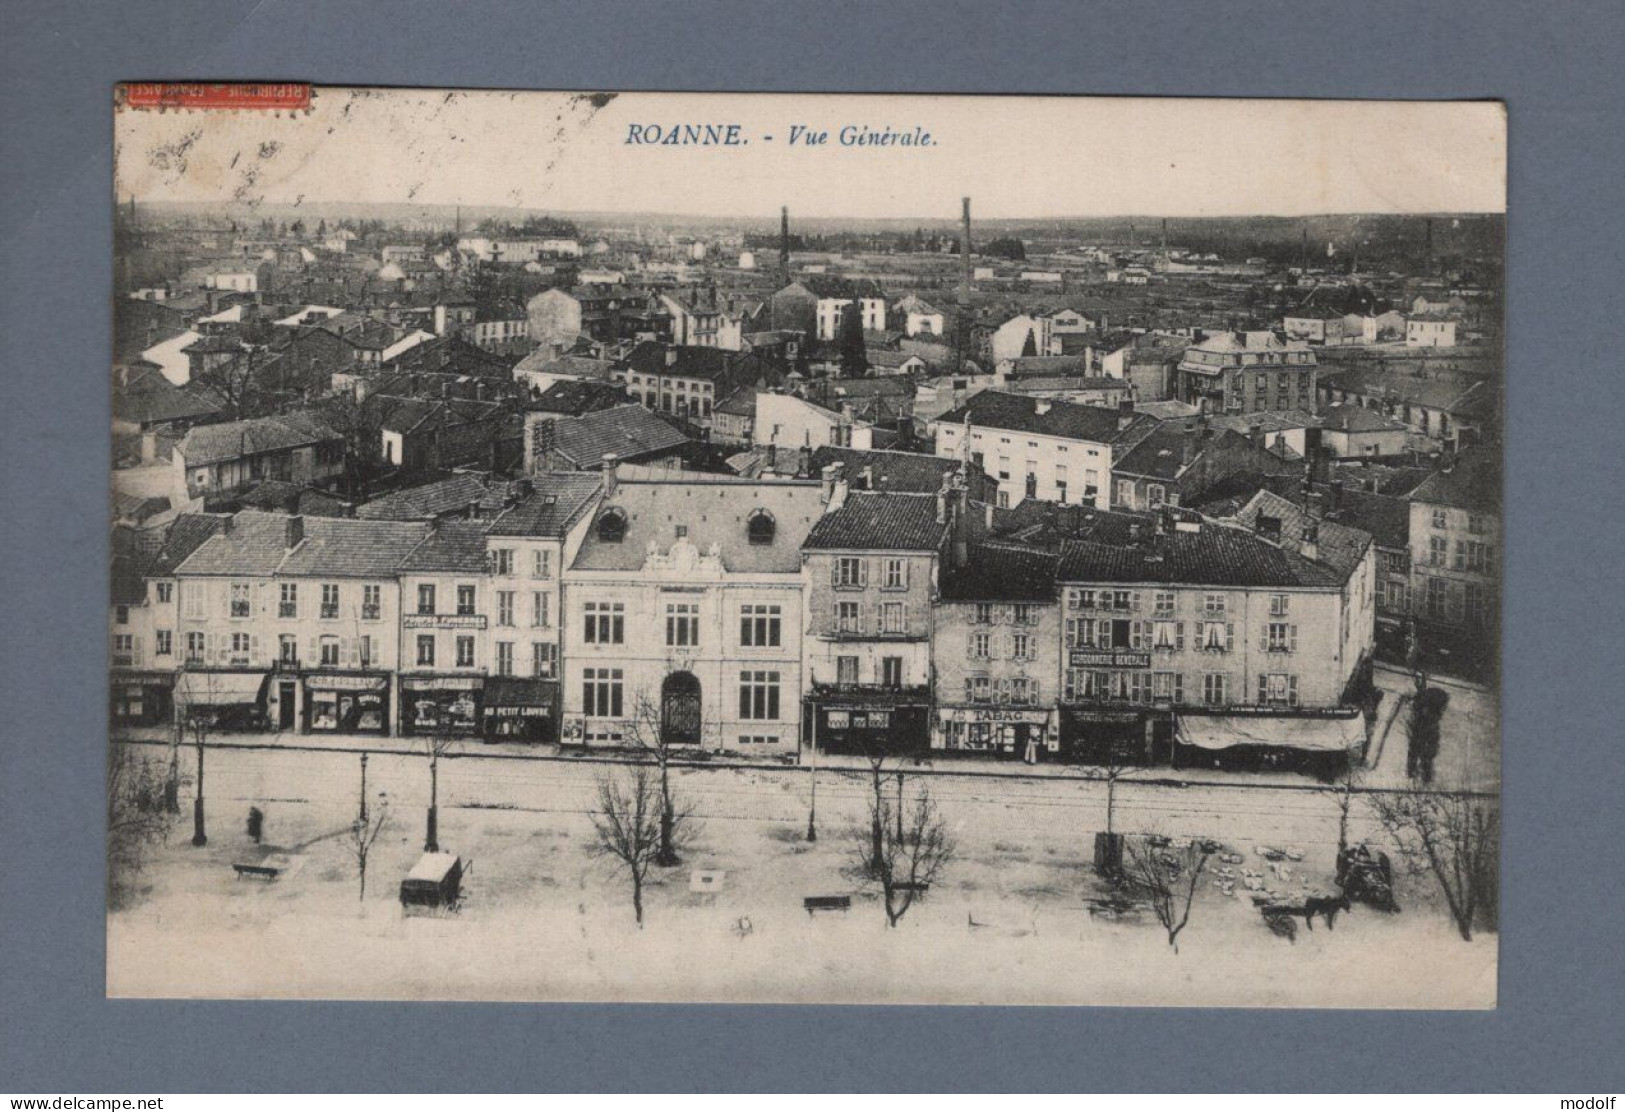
135 739 1413 865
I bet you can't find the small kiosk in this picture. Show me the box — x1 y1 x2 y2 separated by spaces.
399 852 464 913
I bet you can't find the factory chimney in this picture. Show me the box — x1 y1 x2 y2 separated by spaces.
780 205 790 287
958 196 973 372
1161 217 1167 253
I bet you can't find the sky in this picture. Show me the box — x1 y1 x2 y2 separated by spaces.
114 89 1507 221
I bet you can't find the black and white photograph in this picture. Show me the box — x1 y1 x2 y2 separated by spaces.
105 88 1504 1007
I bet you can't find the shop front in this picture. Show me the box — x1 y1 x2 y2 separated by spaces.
807 687 931 757
174 670 271 731
302 672 391 735
109 671 176 728
481 677 559 743
1058 705 1160 766
399 675 484 737
1174 709 1366 779
933 705 1058 762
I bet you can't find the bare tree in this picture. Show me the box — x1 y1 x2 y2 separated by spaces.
621 691 688 867
1323 756 1364 857
1370 787 1499 941
855 781 955 928
1093 734 1145 878
1123 836 1212 953
345 791 391 902
589 765 693 927
843 733 897 874
194 349 265 421
108 743 179 910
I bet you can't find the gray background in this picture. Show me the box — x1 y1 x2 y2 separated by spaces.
1 0 1620 1093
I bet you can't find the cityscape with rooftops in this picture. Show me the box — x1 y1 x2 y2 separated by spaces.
105 89 1502 1007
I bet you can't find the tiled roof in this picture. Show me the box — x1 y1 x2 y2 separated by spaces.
274 517 430 578
938 390 1158 447
1010 375 1127 393
1229 490 1373 579
235 481 350 518
1317 365 1483 412
486 474 603 537
1318 403 1409 433
1111 423 1210 481
792 276 885 300
175 511 302 577
111 524 172 605
549 404 691 467
177 510 429 578
803 492 949 552
526 379 629 416
1057 519 1347 589
940 543 1058 601
397 521 492 574
716 386 759 417
1409 449 1500 514
618 341 738 382
148 513 232 577
356 473 520 521
1209 410 1320 436
513 350 614 380
1001 355 1084 375
573 477 825 574
1320 485 1410 550
176 412 339 467
808 446 967 495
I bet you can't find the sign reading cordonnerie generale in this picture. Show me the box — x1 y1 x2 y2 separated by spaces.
1068 650 1153 669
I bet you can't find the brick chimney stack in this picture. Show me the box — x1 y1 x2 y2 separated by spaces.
958 197 972 372
780 206 790 288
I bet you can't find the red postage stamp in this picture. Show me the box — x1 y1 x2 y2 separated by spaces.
118 83 312 111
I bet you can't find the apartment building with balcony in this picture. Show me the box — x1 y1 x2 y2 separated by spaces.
109 513 229 728
478 474 603 741
1055 504 1374 774
396 520 499 738
800 476 960 756
931 542 1062 761
171 512 427 735
1176 331 1318 416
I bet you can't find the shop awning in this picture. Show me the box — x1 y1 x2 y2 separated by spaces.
174 672 269 708
483 677 557 710
1175 712 1365 753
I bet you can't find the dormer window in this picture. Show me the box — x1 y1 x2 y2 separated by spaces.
597 508 627 544
747 509 776 546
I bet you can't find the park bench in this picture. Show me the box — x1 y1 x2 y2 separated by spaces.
231 862 281 881
803 895 851 915
891 881 930 894
1085 896 1143 921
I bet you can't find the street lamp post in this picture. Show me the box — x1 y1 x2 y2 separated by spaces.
425 744 439 853
190 722 207 846
805 706 818 843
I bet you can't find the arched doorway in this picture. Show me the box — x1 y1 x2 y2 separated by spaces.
661 671 701 746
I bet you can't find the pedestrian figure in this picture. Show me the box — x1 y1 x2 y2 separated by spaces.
247 806 264 844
